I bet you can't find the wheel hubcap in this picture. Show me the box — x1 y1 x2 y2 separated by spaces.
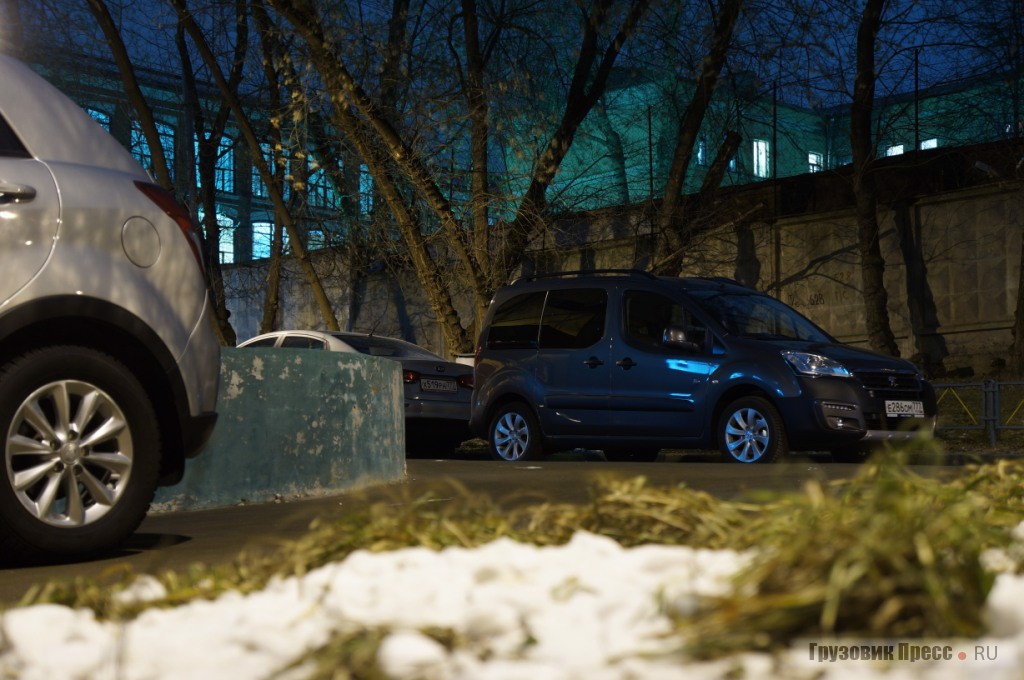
494 412 530 461
724 407 770 462
5 380 133 527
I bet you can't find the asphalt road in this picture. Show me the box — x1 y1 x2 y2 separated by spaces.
0 448 967 605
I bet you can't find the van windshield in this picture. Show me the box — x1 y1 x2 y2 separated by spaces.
687 290 833 343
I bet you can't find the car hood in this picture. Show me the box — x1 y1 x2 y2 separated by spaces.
0 55 147 176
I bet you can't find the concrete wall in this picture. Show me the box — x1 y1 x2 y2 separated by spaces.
153 348 406 511
222 182 1024 378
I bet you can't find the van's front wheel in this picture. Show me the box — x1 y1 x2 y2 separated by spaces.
718 396 786 464
488 402 543 462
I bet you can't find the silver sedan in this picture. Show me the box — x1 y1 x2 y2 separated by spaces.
238 330 473 456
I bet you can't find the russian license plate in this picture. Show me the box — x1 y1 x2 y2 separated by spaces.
885 400 925 417
421 378 457 393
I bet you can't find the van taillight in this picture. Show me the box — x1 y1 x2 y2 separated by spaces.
134 181 205 272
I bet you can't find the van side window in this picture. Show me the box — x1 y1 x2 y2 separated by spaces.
623 290 706 350
486 292 546 349
539 288 606 349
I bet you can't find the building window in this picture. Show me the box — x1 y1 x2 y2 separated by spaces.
920 138 938 150
252 142 273 198
196 137 235 193
252 221 288 259
307 163 338 210
752 139 770 178
696 139 707 166
131 121 175 178
885 144 905 157
218 220 236 264
87 108 110 131
359 164 374 214
808 151 823 173
196 210 235 264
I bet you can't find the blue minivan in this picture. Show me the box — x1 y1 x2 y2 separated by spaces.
469 270 936 463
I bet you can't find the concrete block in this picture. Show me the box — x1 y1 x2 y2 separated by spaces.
154 347 406 511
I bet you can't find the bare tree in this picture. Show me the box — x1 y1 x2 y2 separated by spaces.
850 0 900 356
170 0 341 332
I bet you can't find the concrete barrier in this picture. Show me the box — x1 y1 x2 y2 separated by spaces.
153 347 406 511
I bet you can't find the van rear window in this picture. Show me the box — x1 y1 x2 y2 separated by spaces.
487 292 545 349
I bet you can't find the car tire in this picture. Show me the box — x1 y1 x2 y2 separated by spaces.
488 402 543 462
603 448 660 462
0 346 161 563
718 396 787 464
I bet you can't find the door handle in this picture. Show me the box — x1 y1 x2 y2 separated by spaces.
616 357 637 370
583 356 604 368
0 183 37 204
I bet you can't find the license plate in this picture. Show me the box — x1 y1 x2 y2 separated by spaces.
421 378 457 393
885 400 925 417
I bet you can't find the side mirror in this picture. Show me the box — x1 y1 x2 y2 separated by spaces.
662 326 701 353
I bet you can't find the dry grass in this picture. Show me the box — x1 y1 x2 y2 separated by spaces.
10 452 1024 670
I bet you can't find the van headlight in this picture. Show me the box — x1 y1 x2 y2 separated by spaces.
782 350 851 378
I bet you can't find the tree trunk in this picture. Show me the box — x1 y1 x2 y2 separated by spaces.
462 0 494 295
851 0 899 356
655 0 743 261
175 18 237 346
85 0 173 191
893 202 947 376
173 0 340 331
500 0 652 284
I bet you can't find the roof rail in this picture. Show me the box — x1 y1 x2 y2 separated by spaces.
512 269 658 285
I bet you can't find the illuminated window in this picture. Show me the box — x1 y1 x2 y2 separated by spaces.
920 138 938 150
87 108 110 130
198 210 235 264
252 221 288 259
307 163 338 209
195 136 235 193
886 144 905 157
131 121 175 177
696 139 707 166
252 143 273 198
752 139 770 178
808 151 823 173
359 164 374 214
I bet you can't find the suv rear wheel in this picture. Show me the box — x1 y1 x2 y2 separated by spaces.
719 396 786 464
0 346 160 562
488 402 543 462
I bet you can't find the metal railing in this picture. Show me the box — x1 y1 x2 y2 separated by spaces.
933 381 1024 447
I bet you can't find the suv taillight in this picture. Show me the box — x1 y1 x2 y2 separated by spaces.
134 181 205 272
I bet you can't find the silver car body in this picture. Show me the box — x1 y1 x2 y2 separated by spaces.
237 330 472 424
0 54 219 434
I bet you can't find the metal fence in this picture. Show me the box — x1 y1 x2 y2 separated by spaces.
933 381 1024 447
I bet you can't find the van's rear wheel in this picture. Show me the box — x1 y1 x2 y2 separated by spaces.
719 396 786 464
488 402 543 462
0 347 160 562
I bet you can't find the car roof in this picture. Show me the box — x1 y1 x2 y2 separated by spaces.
238 330 445 359
0 54 145 175
501 270 756 296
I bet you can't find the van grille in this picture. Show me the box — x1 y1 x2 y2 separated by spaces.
852 370 920 394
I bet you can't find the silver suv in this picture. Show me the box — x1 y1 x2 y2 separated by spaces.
0 55 220 561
